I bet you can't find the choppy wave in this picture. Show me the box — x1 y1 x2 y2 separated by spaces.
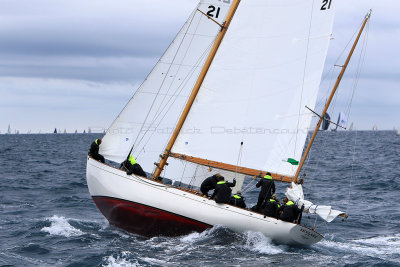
103 252 139 267
41 215 84 237
1 132 399 266
318 234 400 262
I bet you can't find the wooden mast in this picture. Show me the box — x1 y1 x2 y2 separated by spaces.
154 0 241 179
294 10 372 183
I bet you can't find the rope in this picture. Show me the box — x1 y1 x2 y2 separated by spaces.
235 142 244 180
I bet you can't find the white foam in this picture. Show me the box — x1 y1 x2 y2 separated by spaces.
243 231 284 255
319 234 400 260
41 215 83 237
180 225 224 243
102 252 138 267
142 257 168 265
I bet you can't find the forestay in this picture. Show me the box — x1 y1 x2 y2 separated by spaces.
99 0 233 166
171 0 336 177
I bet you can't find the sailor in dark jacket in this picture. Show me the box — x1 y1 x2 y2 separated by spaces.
121 155 147 177
278 197 303 223
229 192 246 208
212 177 236 204
255 172 275 212
263 194 280 218
200 174 221 197
89 139 105 163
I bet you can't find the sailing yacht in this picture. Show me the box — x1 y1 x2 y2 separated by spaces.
86 0 370 245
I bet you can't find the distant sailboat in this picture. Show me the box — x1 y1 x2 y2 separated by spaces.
332 112 347 131
54 128 57 134
7 124 11 134
372 125 378 131
88 127 92 134
349 122 354 131
63 129 67 134
83 130 86 134
321 113 331 131
396 128 400 136
75 129 78 134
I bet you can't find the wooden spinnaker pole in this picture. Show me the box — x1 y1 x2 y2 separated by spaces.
294 10 372 183
154 0 241 179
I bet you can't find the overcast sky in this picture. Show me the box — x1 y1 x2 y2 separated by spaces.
0 0 399 133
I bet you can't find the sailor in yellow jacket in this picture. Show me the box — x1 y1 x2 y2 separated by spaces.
121 155 147 177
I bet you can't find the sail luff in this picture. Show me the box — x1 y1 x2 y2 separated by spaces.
154 0 241 179
294 10 372 182
169 152 293 183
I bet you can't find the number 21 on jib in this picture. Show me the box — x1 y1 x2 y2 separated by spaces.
321 0 332 10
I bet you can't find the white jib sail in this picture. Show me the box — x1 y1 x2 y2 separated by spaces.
99 0 233 166
286 182 345 223
171 0 336 178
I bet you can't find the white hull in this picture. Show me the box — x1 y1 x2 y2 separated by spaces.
86 157 323 246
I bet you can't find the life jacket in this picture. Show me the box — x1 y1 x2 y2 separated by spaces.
286 200 295 206
264 175 273 180
268 199 281 208
128 155 137 165
233 194 242 199
95 139 99 145
217 181 227 185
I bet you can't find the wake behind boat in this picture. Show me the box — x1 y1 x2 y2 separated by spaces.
86 0 370 246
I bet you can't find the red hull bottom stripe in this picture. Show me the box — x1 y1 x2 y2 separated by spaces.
92 196 212 237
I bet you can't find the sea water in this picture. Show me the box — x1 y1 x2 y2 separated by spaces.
0 131 399 266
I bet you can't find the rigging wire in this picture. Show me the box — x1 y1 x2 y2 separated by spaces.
134 41 215 159
294 0 316 156
130 9 200 155
301 17 367 178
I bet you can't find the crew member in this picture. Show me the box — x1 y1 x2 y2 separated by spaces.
263 194 280 218
278 197 303 223
121 155 147 177
254 172 275 212
89 138 105 163
200 174 221 197
229 192 246 208
211 176 236 204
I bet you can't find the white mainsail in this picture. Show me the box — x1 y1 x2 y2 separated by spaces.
99 0 233 165
171 0 336 177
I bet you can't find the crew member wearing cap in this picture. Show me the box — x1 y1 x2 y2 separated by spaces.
263 194 280 218
229 192 246 208
89 139 105 163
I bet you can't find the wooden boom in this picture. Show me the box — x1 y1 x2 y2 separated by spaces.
169 152 293 183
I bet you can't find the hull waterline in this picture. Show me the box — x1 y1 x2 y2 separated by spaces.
86 157 323 245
